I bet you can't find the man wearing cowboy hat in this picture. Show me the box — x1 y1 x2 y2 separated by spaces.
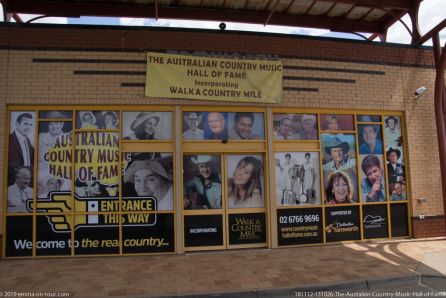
387 147 405 184
323 136 356 171
185 155 222 209
183 112 204 140
384 116 401 148
124 112 161 140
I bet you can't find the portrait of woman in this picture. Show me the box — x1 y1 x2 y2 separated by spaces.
122 112 172 140
123 154 173 210
320 114 354 131
78 111 98 129
325 171 354 204
103 111 119 129
228 155 264 208
275 152 321 206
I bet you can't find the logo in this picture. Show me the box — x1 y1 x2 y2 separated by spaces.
363 215 386 224
29 192 158 232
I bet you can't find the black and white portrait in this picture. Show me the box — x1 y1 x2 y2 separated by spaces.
275 152 321 206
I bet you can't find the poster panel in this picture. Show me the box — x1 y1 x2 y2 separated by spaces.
5 216 33 257
227 112 264 140
384 116 407 201
321 133 358 204
390 203 409 237
37 121 72 201
182 112 228 140
183 155 222 210
362 204 388 239
184 215 223 247
277 208 323 246
358 124 384 155
384 116 403 149
122 152 174 211
273 113 318 140
36 215 71 256
122 213 175 254
359 155 387 203
227 155 264 209
320 114 354 131
7 111 36 213
228 213 266 245
275 152 321 206
74 215 120 255
74 131 119 212
145 52 283 103
75 111 119 129
122 111 172 140
325 206 360 242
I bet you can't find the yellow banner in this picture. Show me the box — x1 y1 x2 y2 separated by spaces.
145 52 283 103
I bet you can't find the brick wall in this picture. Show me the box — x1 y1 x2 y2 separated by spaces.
412 216 446 238
0 23 444 238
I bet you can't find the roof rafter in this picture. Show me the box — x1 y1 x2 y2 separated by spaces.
3 0 384 33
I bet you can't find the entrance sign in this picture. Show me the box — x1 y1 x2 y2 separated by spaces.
145 52 283 103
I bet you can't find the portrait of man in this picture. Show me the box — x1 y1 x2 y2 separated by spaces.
273 115 293 140
9 112 35 169
8 112 35 186
390 182 406 201
228 112 262 140
384 116 402 148
360 155 386 202
8 167 33 213
359 124 383 154
183 112 204 140
322 135 356 171
386 147 405 184
205 112 227 140
184 155 222 209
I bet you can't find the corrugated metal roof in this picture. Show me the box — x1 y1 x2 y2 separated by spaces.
1 0 421 40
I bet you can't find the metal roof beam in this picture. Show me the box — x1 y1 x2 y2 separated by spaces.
316 0 416 10
3 0 383 33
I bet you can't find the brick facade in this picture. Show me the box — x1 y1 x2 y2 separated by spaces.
0 23 444 239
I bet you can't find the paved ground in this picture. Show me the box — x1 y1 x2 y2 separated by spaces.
0 238 445 297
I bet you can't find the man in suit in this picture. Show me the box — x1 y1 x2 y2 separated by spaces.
8 113 35 186
8 167 33 213
386 147 405 184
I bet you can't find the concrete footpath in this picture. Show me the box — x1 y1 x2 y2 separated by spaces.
0 238 446 297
